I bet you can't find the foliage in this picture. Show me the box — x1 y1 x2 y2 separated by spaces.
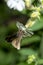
0 0 43 65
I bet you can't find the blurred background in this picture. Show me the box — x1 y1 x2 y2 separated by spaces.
0 0 43 65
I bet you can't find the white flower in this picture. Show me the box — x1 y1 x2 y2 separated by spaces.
25 0 32 8
39 0 43 3
5 0 25 11
31 11 40 19
25 20 36 28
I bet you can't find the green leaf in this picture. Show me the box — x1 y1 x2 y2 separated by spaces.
30 16 43 31
21 35 40 46
38 59 43 64
17 62 28 65
19 48 37 56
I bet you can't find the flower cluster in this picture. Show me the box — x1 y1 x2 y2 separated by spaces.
27 55 36 64
25 0 43 28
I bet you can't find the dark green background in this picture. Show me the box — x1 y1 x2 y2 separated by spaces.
0 0 43 65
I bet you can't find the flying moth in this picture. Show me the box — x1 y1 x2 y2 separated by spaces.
11 22 33 50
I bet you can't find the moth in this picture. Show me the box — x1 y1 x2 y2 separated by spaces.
12 22 33 50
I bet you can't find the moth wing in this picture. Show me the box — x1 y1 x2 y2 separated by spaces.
16 21 25 30
26 28 34 35
23 32 32 37
12 39 20 50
